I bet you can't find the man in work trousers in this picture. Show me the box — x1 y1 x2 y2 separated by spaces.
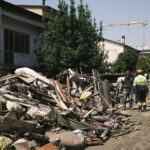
120 70 133 110
133 69 148 111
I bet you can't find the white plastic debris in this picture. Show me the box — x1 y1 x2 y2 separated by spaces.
6 101 25 113
15 67 53 86
27 106 51 118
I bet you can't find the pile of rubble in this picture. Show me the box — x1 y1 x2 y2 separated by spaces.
0 68 139 150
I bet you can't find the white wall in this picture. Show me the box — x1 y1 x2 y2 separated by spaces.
103 41 124 63
2 15 43 67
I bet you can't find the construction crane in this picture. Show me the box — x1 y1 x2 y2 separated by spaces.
103 20 150 49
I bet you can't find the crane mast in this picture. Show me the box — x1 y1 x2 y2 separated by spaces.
103 20 150 49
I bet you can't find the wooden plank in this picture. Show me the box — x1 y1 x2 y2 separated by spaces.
3 94 34 107
84 86 93 92
72 81 78 89
3 93 50 110
51 79 69 110
55 81 67 103
79 85 83 94
84 107 96 118
67 76 70 99
0 74 20 87
51 93 65 110
56 81 72 103
0 74 20 82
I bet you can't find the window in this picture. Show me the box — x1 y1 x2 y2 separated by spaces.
4 28 30 54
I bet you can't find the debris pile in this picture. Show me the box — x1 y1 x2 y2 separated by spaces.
0 67 139 150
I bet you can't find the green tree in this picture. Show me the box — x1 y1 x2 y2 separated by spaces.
136 56 150 73
36 0 108 77
112 48 138 73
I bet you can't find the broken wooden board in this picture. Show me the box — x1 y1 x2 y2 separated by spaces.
18 73 37 84
2 92 50 113
0 74 20 87
72 81 78 89
3 94 36 107
67 76 70 99
83 107 96 119
51 93 69 110
55 81 67 103
56 81 72 103
51 79 69 110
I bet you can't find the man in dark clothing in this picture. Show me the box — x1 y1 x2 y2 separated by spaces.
120 70 133 110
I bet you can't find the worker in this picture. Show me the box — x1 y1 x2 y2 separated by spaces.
133 69 148 111
120 70 133 110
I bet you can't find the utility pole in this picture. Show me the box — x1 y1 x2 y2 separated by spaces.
42 0 46 6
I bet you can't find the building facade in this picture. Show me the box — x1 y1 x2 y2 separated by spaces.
0 1 45 68
18 5 57 20
100 39 138 63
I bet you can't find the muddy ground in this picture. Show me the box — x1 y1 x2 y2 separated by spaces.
86 104 150 150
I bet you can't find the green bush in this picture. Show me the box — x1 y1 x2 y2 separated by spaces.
136 56 150 73
36 0 108 77
111 48 138 73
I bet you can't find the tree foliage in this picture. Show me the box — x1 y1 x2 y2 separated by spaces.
36 0 108 77
136 56 150 73
111 47 138 73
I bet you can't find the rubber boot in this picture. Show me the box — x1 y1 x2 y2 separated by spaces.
143 105 147 112
138 106 142 111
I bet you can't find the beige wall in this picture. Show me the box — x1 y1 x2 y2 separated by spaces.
21 6 56 20
22 7 43 16
100 40 124 63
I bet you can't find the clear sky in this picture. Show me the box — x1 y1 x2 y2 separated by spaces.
5 0 150 49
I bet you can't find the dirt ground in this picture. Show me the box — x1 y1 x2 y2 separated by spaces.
86 104 150 150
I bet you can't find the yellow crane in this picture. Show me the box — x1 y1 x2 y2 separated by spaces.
103 20 150 49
